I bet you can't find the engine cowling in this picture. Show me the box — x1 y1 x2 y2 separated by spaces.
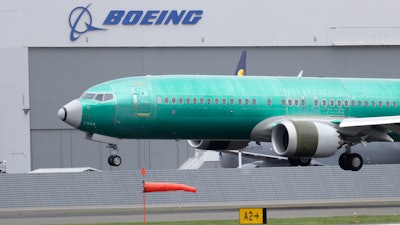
188 140 249 150
271 120 340 158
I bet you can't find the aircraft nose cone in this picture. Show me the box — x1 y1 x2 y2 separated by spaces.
58 107 66 121
58 100 82 128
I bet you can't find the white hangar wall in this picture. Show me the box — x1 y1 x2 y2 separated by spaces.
22 0 400 47
2 0 400 172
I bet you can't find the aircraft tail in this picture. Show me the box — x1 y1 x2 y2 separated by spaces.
234 51 246 76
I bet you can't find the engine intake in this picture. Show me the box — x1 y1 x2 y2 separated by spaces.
188 140 249 150
271 120 340 157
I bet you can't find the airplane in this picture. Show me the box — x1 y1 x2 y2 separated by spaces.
223 51 314 168
58 70 400 171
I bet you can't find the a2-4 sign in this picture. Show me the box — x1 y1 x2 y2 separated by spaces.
239 208 267 224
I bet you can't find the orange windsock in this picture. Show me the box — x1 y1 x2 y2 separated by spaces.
143 182 197 193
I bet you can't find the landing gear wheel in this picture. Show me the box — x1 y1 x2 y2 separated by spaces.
339 153 363 171
106 144 121 167
288 157 311 166
339 153 349 170
348 153 363 171
108 155 122 167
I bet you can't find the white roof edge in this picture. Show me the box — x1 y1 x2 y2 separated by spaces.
29 167 102 173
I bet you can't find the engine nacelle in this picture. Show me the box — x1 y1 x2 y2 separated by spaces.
271 120 340 158
188 140 249 150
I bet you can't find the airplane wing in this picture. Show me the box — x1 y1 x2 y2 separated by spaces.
251 115 400 171
338 115 400 143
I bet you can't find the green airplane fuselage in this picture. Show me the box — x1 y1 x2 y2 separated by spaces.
78 75 400 140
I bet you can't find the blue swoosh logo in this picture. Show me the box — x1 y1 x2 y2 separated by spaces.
69 3 106 41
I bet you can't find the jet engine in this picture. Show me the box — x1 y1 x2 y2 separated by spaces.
188 140 249 150
271 120 340 158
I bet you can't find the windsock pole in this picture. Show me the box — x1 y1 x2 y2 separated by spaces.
141 167 147 225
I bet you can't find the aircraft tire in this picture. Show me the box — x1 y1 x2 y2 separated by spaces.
339 153 349 170
348 153 363 171
108 155 114 166
108 155 122 167
288 157 300 166
288 157 311 166
297 157 311 166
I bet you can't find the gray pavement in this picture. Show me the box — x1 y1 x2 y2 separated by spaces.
0 201 400 225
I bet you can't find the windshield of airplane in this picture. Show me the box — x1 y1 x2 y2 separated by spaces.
81 93 114 102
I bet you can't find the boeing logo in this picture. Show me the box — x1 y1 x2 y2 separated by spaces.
103 10 203 25
69 4 203 42
69 4 105 41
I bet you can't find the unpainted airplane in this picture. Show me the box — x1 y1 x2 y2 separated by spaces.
219 51 400 169
58 57 400 171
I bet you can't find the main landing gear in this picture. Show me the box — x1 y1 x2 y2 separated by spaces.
107 144 122 167
288 157 312 166
339 145 363 171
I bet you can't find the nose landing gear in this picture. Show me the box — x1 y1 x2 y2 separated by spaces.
107 144 122 167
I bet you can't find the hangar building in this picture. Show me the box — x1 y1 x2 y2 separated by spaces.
2 0 400 173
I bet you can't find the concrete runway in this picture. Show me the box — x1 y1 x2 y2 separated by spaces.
0 203 400 225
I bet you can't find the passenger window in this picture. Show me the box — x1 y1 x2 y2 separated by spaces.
358 100 362 107
215 98 220 105
179 98 183 104
329 99 335 107
252 99 257 105
186 98 191 104
287 99 293 106
95 94 103 101
371 101 376 107
394 101 397 108
222 98 227 105
351 100 355 107
193 98 198 104
281 99 286 106
172 98 176 104
344 100 349 107
164 98 169 104
238 99 242 105
378 101 383 107
200 98 204 104
207 98 212 105
267 99 272 106
364 100 369 107
386 101 390 107
157 97 162 104
245 99 249 105
294 99 299 106
337 100 342 107
301 99 305 107
230 98 235 105
314 99 318 106
322 99 327 107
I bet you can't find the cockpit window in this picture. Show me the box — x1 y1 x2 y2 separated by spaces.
81 93 96 99
103 93 114 101
95 94 104 101
81 92 114 102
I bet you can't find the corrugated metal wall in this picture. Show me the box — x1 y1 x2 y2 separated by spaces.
1 165 400 208
28 47 400 171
